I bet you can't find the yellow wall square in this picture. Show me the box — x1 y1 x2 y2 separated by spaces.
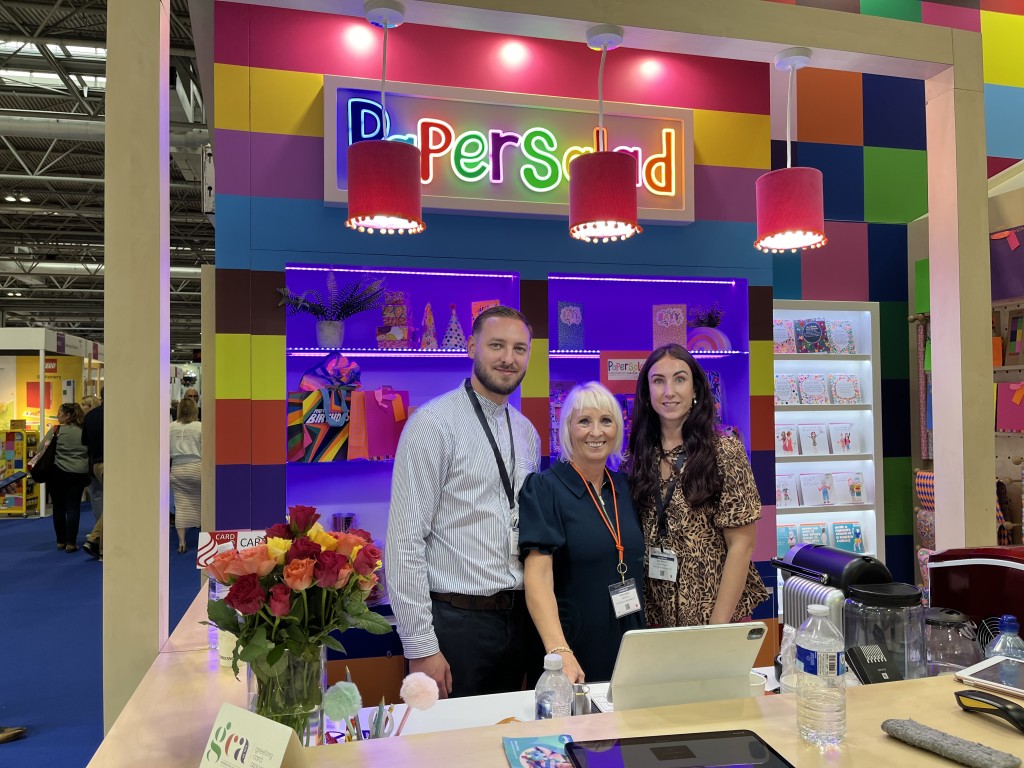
216 334 252 400
750 341 774 396
214 64 250 132
692 110 770 169
981 12 1024 88
251 335 286 401
521 338 549 398
250 68 324 137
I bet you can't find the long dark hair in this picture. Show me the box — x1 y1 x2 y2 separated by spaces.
627 344 721 510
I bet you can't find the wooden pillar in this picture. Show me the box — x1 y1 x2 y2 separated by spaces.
924 29 994 549
103 0 170 731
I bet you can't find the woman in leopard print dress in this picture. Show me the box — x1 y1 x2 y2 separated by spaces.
626 345 768 627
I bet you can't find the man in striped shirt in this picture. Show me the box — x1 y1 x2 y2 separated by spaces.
386 306 543 698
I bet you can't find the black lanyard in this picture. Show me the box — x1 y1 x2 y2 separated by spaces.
655 450 686 540
464 379 516 510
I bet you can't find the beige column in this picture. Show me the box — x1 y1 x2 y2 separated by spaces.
924 29 994 549
103 0 170 731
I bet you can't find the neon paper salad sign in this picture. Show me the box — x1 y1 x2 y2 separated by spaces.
324 76 694 222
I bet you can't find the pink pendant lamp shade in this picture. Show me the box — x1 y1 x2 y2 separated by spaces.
569 150 642 243
345 139 425 235
754 166 827 252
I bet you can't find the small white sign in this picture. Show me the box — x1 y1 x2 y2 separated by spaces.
200 703 307 768
197 530 268 570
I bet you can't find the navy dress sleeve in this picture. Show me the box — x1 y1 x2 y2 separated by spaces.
518 471 565 558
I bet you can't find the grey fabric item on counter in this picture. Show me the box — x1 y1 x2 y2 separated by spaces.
881 718 1021 768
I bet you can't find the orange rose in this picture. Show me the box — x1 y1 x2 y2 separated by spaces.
283 558 315 591
205 550 239 585
334 564 354 589
225 544 277 578
329 532 367 559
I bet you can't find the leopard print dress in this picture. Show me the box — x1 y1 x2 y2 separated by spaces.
640 436 769 627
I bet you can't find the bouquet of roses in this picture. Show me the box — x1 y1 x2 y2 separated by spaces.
203 504 392 742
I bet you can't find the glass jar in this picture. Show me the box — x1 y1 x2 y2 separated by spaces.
925 607 981 676
844 583 926 680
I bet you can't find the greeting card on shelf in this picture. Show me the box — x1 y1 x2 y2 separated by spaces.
776 475 799 508
549 380 577 457
652 304 687 348
471 299 500 322
831 521 865 553
706 370 723 423
829 374 863 405
798 374 830 405
776 523 799 558
828 423 860 454
799 520 830 546
799 473 833 506
996 382 1024 433
773 320 796 354
797 424 830 456
775 425 797 456
557 301 585 350
1007 310 1024 367
775 374 800 405
831 472 866 504
795 318 829 354
826 320 857 355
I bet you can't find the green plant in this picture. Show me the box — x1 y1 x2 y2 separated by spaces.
687 302 726 328
278 273 387 322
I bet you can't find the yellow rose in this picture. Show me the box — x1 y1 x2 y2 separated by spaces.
308 525 338 552
266 536 291 564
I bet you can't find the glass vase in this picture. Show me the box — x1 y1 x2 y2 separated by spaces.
247 645 327 747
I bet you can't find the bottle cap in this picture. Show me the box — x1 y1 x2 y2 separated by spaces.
807 604 828 616
543 653 564 671
999 614 1020 634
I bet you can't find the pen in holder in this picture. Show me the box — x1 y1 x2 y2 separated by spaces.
572 684 592 716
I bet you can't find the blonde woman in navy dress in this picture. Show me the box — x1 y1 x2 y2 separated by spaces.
519 382 645 684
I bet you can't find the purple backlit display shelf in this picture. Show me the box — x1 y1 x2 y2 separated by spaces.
773 300 884 569
547 273 751 459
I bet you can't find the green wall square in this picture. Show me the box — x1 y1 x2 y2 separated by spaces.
860 0 921 23
864 147 928 223
883 457 913 536
914 259 929 315
879 301 910 379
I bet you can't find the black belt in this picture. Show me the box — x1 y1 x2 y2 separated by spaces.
430 590 519 611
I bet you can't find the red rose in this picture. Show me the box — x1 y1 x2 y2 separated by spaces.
268 583 292 617
224 573 265 615
314 550 346 588
289 505 320 535
352 542 382 576
265 523 293 540
286 536 322 564
348 527 374 543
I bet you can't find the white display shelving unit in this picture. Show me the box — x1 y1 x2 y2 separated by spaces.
773 300 885 561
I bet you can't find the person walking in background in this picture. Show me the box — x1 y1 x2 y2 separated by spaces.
48 402 90 553
627 344 768 627
169 396 201 553
183 387 201 420
519 382 646 684
81 388 104 560
386 306 543 699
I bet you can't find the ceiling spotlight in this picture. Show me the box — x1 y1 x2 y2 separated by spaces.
4 195 15 202
18 195 30 203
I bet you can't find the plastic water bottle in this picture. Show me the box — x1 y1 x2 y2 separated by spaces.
207 579 227 650
796 604 846 747
779 624 798 695
985 615 1024 660
535 653 573 719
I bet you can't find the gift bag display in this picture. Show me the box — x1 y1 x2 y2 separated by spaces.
287 389 354 463
348 386 409 461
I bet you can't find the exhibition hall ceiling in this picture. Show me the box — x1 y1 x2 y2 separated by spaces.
0 0 211 358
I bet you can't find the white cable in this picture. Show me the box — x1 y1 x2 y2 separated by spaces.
598 44 607 151
381 25 389 133
786 65 794 169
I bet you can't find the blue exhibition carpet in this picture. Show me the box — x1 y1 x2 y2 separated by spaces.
0 506 202 766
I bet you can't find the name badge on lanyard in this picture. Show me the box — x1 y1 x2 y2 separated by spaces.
609 578 642 618
648 547 679 582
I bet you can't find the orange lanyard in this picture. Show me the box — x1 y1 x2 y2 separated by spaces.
571 463 627 583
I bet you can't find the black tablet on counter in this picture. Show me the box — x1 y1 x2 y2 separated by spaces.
565 730 795 768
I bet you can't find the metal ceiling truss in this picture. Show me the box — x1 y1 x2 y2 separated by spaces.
0 0 211 357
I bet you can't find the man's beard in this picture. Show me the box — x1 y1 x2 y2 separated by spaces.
473 357 526 396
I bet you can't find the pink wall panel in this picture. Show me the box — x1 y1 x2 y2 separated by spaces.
216 3 769 115
800 221 870 301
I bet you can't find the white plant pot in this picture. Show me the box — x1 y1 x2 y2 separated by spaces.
316 320 344 348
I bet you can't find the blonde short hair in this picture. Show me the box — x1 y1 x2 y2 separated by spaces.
558 381 624 466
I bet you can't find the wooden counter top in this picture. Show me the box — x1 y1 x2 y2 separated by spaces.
89 591 1024 767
